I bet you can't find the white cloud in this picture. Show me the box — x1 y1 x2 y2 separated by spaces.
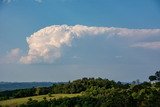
131 41 160 49
19 25 160 64
0 48 21 64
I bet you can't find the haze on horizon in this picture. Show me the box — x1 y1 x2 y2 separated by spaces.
0 0 160 82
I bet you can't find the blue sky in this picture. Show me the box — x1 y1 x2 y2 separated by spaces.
0 0 160 82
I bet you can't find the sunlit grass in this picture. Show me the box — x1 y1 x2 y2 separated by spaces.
0 93 81 107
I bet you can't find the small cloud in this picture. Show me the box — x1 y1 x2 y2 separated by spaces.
2 0 43 3
72 56 80 59
115 56 122 58
131 41 160 49
34 0 42 3
2 0 13 3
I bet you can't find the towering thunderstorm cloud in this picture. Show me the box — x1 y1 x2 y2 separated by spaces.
19 25 160 64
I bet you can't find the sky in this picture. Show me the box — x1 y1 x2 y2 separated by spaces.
0 0 160 82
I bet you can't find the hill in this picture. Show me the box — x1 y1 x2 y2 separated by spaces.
0 82 60 91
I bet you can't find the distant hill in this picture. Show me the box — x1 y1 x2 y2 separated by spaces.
0 82 56 91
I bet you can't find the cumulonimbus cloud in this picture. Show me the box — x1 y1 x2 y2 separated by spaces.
19 25 160 64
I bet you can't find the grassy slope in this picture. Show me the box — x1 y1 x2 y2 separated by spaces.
0 93 81 107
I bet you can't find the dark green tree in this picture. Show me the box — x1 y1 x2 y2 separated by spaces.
155 71 160 80
149 75 157 81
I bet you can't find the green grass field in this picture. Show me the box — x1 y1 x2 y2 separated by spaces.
0 93 81 107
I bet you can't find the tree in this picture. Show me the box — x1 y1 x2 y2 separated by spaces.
149 75 157 81
155 71 160 80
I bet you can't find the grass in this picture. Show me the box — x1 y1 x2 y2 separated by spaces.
0 93 81 107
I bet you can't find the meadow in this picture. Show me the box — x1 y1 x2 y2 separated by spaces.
0 93 81 107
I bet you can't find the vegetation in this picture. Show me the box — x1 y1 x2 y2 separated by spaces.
0 71 160 107
0 77 121 100
149 71 160 81
0 93 80 107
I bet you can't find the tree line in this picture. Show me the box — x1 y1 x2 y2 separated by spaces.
18 80 160 107
0 77 125 100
